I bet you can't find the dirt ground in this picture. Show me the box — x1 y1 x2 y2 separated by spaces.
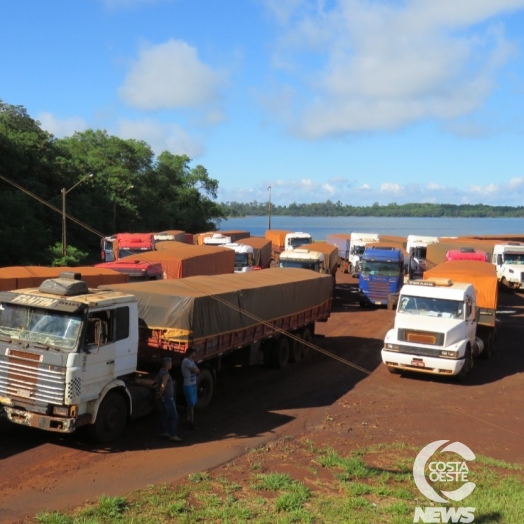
1 270 524 523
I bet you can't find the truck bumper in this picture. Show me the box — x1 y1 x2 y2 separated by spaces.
3 406 81 433
381 349 465 376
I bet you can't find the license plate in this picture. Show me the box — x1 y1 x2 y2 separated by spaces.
411 360 425 368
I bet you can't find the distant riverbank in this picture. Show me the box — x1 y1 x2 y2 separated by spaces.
216 216 524 241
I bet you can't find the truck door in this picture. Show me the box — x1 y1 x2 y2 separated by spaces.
75 307 135 402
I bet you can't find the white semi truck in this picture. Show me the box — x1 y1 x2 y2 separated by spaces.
0 270 333 441
382 261 498 379
492 243 524 291
223 243 255 272
349 233 380 277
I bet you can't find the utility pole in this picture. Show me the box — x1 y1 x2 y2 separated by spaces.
267 185 272 231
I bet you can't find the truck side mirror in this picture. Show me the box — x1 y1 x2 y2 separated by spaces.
475 306 480 322
497 255 503 265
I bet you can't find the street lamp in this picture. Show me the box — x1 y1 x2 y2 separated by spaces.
61 174 93 256
267 185 272 230
113 185 134 234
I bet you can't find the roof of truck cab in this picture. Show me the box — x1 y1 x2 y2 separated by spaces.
402 281 473 301
4 285 136 308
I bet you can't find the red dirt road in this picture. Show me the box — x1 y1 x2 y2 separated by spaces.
1 272 523 523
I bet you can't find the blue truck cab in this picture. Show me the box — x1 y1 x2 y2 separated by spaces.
358 246 404 308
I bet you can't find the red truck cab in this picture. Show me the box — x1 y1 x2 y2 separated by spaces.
116 233 155 259
445 247 489 262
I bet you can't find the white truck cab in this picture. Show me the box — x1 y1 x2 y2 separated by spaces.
382 278 481 378
223 243 255 272
492 243 524 290
284 232 312 251
279 249 326 273
349 233 380 276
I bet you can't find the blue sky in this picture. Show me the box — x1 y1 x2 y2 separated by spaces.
2 0 524 207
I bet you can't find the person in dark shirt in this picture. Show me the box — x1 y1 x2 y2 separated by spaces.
156 357 182 442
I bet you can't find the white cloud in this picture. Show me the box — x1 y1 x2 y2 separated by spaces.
117 119 204 158
508 177 523 189
38 112 87 137
264 0 523 137
427 182 445 190
380 182 403 194
119 39 228 113
322 183 335 194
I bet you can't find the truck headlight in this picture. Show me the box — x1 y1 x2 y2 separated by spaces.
439 350 458 359
53 406 70 417
386 343 400 351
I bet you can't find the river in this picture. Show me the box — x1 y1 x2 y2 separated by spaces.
216 216 524 241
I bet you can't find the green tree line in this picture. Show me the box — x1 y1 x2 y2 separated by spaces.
0 100 225 267
221 200 524 218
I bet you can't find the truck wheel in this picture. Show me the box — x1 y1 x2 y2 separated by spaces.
290 333 303 363
456 347 473 382
300 328 313 360
481 332 497 359
89 392 127 443
359 300 366 308
271 337 290 369
196 369 214 410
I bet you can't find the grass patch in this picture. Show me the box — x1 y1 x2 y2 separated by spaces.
32 442 524 524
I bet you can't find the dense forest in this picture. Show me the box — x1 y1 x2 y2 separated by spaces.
0 100 225 267
220 200 524 218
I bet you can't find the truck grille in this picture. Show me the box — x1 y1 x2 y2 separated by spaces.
366 281 392 302
397 329 444 346
0 351 66 405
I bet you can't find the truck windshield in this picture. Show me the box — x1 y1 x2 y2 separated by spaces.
361 260 400 277
234 253 250 269
398 295 464 319
289 237 311 249
0 303 82 351
280 261 319 271
504 254 524 264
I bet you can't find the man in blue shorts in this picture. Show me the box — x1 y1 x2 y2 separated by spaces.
181 348 200 429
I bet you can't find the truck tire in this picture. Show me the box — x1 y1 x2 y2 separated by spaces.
271 337 290 369
196 369 214 410
290 332 303 363
456 347 473 382
481 331 497 359
89 391 128 443
300 327 313 360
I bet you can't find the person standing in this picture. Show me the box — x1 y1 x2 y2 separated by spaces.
156 357 182 442
181 348 200 429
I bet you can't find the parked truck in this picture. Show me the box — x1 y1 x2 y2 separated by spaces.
326 234 351 273
264 230 313 266
445 247 489 263
115 233 155 260
279 242 338 279
349 233 380 277
237 237 273 269
0 269 333 441
223 243 256 272
100 235 116 262
135 244 235 279
491 243 524 291
406 235 439 279
358 245 404 308
382 261 498 379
